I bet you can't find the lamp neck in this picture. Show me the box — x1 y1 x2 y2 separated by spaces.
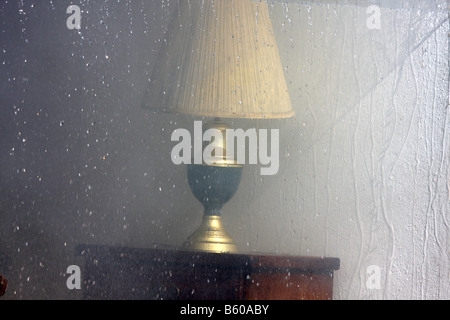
204 206 223 217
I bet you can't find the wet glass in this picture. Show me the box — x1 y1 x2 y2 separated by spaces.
0 0 448 300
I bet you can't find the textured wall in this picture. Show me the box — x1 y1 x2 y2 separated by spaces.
0 0 448 300
232 0 449 300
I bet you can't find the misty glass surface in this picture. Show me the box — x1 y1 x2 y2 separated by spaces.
0 0 449 300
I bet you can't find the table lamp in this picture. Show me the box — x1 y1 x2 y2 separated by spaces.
142 0 294 253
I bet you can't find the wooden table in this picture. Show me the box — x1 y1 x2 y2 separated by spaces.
76 245 340 300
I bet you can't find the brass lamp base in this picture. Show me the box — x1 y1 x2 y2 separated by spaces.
183 215 238 254
183 120 243 254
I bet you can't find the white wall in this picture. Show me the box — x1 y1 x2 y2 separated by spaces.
226 1 449 300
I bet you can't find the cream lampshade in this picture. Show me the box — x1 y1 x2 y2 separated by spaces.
143 0 294 253
142 0 294 119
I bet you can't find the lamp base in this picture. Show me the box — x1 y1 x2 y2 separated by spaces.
183 120 243 254
183 215 238 254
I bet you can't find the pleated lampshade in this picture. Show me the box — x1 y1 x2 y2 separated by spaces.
143 0 294 119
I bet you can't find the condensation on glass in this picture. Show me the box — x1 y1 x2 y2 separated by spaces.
0 0 448 300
